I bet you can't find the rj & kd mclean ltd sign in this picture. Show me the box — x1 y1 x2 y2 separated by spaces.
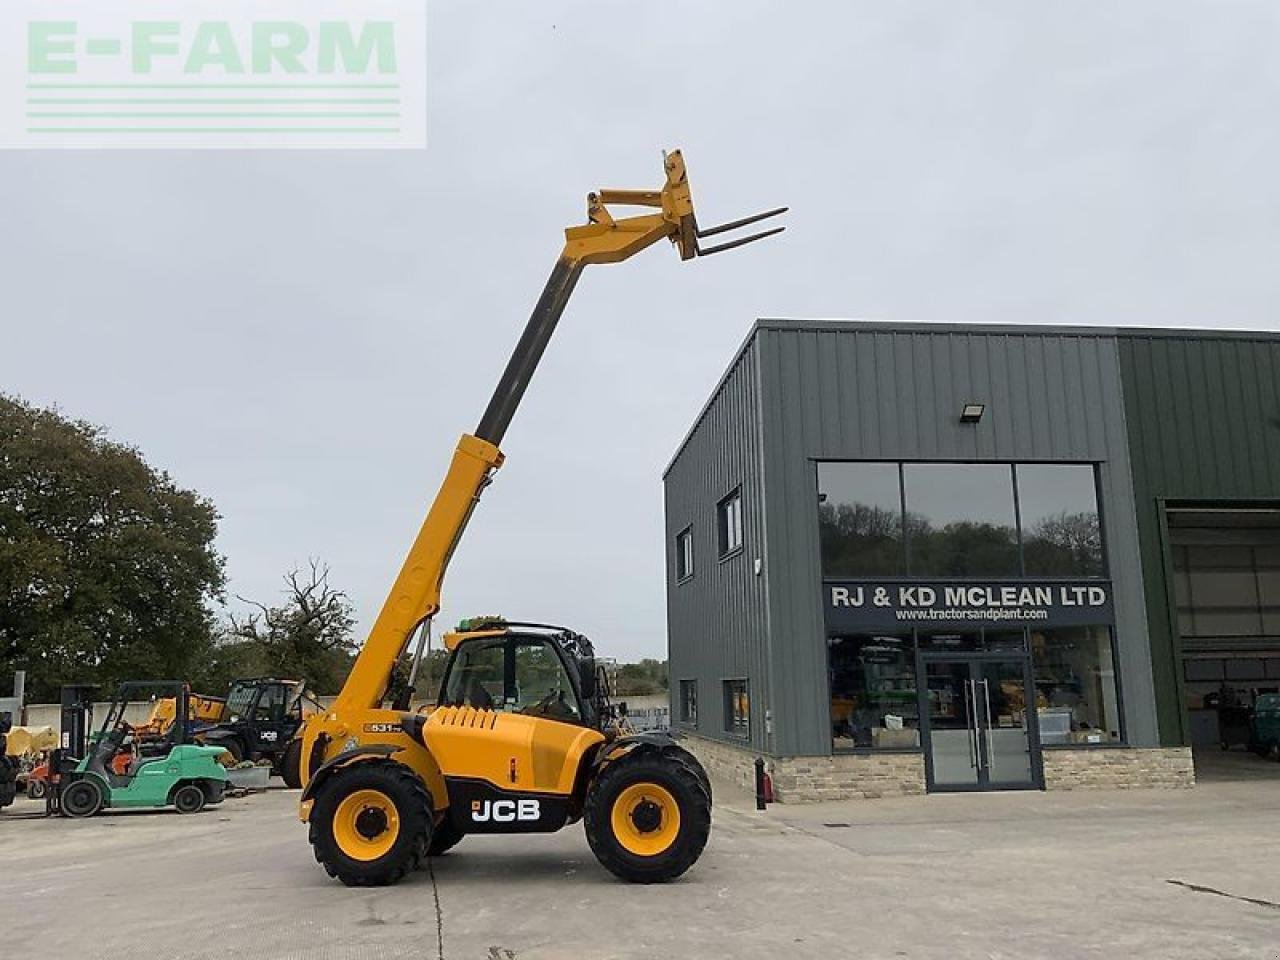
825 580 1114 630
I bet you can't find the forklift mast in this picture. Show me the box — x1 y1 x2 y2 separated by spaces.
59 684 97 758
329 150 786 717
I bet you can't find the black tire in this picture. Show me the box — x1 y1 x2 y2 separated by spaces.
62 779 105 819
280 739 303 790
27 779 47 801
309 760 433 887
583 748 711 883
173 783 206 814
427 816 464 857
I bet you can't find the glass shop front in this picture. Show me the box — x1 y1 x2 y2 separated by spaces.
819 461 1122 792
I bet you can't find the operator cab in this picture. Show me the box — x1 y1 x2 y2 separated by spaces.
438 620 606 729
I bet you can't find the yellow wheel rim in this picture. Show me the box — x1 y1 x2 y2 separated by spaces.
333 789 400 862
611 782 681 857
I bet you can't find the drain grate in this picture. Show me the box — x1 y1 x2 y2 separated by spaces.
822 822 851 828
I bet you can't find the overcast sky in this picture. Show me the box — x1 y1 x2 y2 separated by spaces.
4 1 1279 661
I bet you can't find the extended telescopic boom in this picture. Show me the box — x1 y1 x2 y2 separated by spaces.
332 150 786 713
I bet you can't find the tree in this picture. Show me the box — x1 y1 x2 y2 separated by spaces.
228 560 358 694
613 659 668 697
0 395 225 702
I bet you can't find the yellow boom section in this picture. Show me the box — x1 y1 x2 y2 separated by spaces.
334 434 503 711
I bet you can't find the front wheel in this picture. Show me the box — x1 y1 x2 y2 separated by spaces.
27 778 47 801
583 749 711 883
62 779 105 819
309 760 434 886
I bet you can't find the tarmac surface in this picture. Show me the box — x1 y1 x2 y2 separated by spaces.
1 750 1277 960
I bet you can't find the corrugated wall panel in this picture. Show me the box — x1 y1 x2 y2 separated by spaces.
1119 335 1280 746
663 337 771 750
755 323 1157 755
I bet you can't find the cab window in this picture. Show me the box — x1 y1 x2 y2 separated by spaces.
444 639 505 710
254 684 286 721
225 682 256 720
513 640 580 722
443 637 581 722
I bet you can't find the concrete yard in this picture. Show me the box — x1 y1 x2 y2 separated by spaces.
2 759 1278 960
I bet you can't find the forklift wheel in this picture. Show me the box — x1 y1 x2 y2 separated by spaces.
27 779 47 801
62 780 104 819
173 784 206 814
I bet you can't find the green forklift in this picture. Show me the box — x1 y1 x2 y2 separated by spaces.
55 681 229 818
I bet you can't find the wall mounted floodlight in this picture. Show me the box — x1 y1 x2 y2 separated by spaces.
959 402 985 424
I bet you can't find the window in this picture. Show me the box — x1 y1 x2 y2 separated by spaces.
828 634 918 749
1017 464 1103 577
1029 626 1121 744
818 462 904 576
443 638 581 722
817 461 1106 579
717 488 743 557
254 683 286 722
512 640 580 721
443 638 506 710
904 463 1019 577
723 679 749 737
675 526 694 582
225 682 257 721
679 680 698 725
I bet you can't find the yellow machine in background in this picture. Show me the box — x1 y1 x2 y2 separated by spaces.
137 693 227 739
296 151 785 886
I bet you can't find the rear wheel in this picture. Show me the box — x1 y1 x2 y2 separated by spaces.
427 816 464 857
583 749 711 883
173 784 206 814
309 760 433 886
62 779 104 819
280 739 303 789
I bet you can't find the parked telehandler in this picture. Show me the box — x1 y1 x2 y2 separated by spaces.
296 150 784 886
195 677 321 788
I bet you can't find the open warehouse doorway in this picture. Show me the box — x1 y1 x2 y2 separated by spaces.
1167 505 1280 778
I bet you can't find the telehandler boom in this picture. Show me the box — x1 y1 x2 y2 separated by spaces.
297 150 784 886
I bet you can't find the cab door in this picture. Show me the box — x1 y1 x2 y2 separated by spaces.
247 683 290 758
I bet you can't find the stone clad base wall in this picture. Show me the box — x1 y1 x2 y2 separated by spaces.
678 734 1194 802
1041 747 1194 790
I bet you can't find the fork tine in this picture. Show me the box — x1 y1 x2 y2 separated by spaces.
696 206 789 239
696 226 786 256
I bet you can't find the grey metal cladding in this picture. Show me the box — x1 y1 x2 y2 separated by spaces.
663 336 771 749
753 321 1157 754
1118 333 1280 746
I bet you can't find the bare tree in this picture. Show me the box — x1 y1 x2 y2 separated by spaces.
230 559 357 691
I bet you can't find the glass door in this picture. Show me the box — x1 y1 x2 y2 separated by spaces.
922 655 1041 792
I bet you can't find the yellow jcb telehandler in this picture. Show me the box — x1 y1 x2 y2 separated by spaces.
295 150 785 885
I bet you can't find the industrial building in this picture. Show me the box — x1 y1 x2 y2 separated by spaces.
664 321 1280 800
